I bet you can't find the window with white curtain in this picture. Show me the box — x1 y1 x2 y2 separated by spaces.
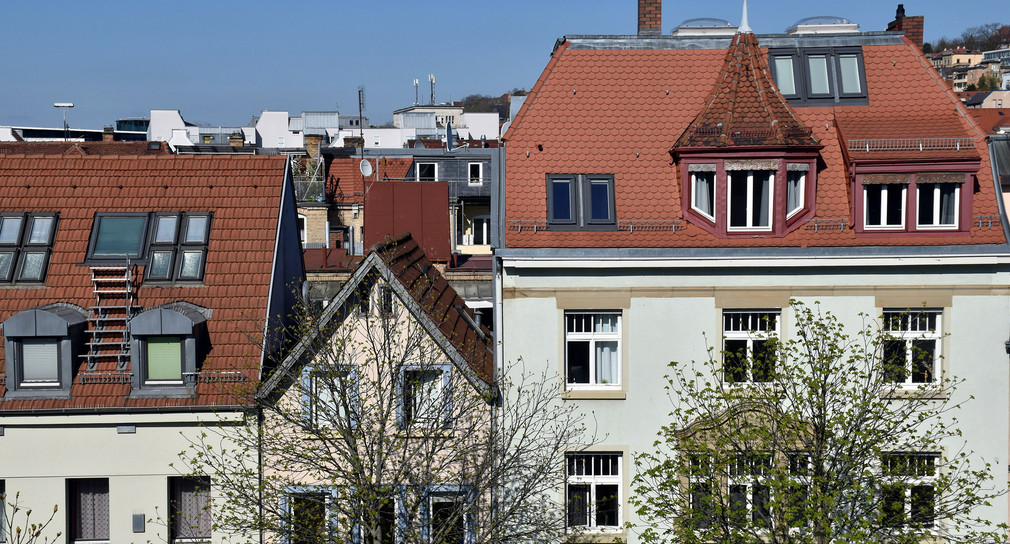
728 171 774 231
565 311 621 388
69 478 110 542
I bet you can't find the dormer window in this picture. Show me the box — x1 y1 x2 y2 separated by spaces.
681 158 815 237
855 171 969 233
768 47 867 105
128 304 209 394
1 304 87 397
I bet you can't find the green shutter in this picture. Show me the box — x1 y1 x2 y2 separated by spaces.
147 336 182 381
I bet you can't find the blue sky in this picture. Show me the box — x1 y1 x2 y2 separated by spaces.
1 1 1005 129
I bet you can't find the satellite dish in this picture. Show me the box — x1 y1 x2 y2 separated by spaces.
359 159 373 177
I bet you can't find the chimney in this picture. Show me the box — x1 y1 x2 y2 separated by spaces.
304 132 324 159
229 132 244 147
887 3 924 49
638 0 661 36
102 126 115 142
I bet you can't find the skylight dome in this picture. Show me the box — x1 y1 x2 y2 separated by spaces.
786 15 860 34
672 18 736 37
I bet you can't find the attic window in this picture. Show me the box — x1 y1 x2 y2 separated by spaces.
681 158 816 237
0 213 58 284
86 212 212 281
768 47 867 105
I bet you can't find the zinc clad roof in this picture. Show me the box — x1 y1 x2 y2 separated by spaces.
504 36 1004 249
0 154 287 411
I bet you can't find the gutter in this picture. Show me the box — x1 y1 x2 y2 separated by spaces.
0 404 254 416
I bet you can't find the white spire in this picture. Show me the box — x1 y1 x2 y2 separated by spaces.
739 0 752 33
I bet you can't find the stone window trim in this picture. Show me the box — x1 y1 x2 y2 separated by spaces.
128 304 209 395
0 304 86 398
301 364 359 430
396 363 453 429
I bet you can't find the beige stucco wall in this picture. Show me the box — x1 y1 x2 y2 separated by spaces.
0 411 250 544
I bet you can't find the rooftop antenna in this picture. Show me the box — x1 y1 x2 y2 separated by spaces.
357 86 366 144
413 78 420 106
54 102 74 141
739 0 752 33
429 74 436 105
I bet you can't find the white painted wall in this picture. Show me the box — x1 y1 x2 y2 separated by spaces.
499 259 1010 542
0 411 252 544
148 110 187 142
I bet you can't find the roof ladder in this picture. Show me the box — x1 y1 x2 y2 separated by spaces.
84 265 139 371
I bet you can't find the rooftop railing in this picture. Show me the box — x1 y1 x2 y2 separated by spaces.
847 137 975 153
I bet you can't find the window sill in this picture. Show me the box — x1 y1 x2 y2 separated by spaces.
128 386 197 399
879 385 946 400
2 388 72 400
564 528 627 543
563 388 626 400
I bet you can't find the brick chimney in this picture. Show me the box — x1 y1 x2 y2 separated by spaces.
102 126 115 142
304 132 324 159
229 132 244 147
638 0 661 36
887 3 924 49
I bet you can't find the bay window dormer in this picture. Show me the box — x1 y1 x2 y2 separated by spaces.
679 155 818 237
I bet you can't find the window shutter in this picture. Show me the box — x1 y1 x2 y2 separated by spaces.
21 338 58 383
147 336 182 381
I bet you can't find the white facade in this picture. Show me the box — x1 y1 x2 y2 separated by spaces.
0 411 251 544
497 253 1010 541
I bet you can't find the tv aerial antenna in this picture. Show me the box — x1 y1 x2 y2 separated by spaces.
413 78 420 106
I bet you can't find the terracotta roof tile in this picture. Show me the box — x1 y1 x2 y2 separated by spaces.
503 36 1004 249
368 234 494 385
0 154 288 411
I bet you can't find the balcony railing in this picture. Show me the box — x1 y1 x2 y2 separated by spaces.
291 156 326 202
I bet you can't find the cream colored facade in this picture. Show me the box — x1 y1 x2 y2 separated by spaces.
496 253 1010 542
0 410 251 544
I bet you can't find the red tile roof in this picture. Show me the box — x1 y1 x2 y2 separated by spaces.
0 154 288 411
503 36 1003 249
371 234 494 386
674 32 816 149
328 156 412 204
0 141 168 156
968 109 1010 135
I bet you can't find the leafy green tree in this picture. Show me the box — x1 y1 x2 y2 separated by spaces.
632 301 1006 544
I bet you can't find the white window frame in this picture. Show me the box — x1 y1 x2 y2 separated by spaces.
863 184 907 230
915 183 959 230
564 311 621 389
882 309 942 387
399 364 452 428
691 171 716 221
283 486 339 543
416 162 438 181
297 214 307 245
881 452 938 529
722 310 780 384
304 365 358 430
727 171 774 232
727 453 772 528
17 337 61 388
467 162 483 186
565 452 622 531
786 170 806 219
424 486 474 544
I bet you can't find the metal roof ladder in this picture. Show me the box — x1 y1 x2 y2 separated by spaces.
84 265 139 371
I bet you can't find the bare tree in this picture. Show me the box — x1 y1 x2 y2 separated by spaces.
633 301 1006 544
180 274 592 544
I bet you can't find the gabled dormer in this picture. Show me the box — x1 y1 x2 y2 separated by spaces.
671 28 822 238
